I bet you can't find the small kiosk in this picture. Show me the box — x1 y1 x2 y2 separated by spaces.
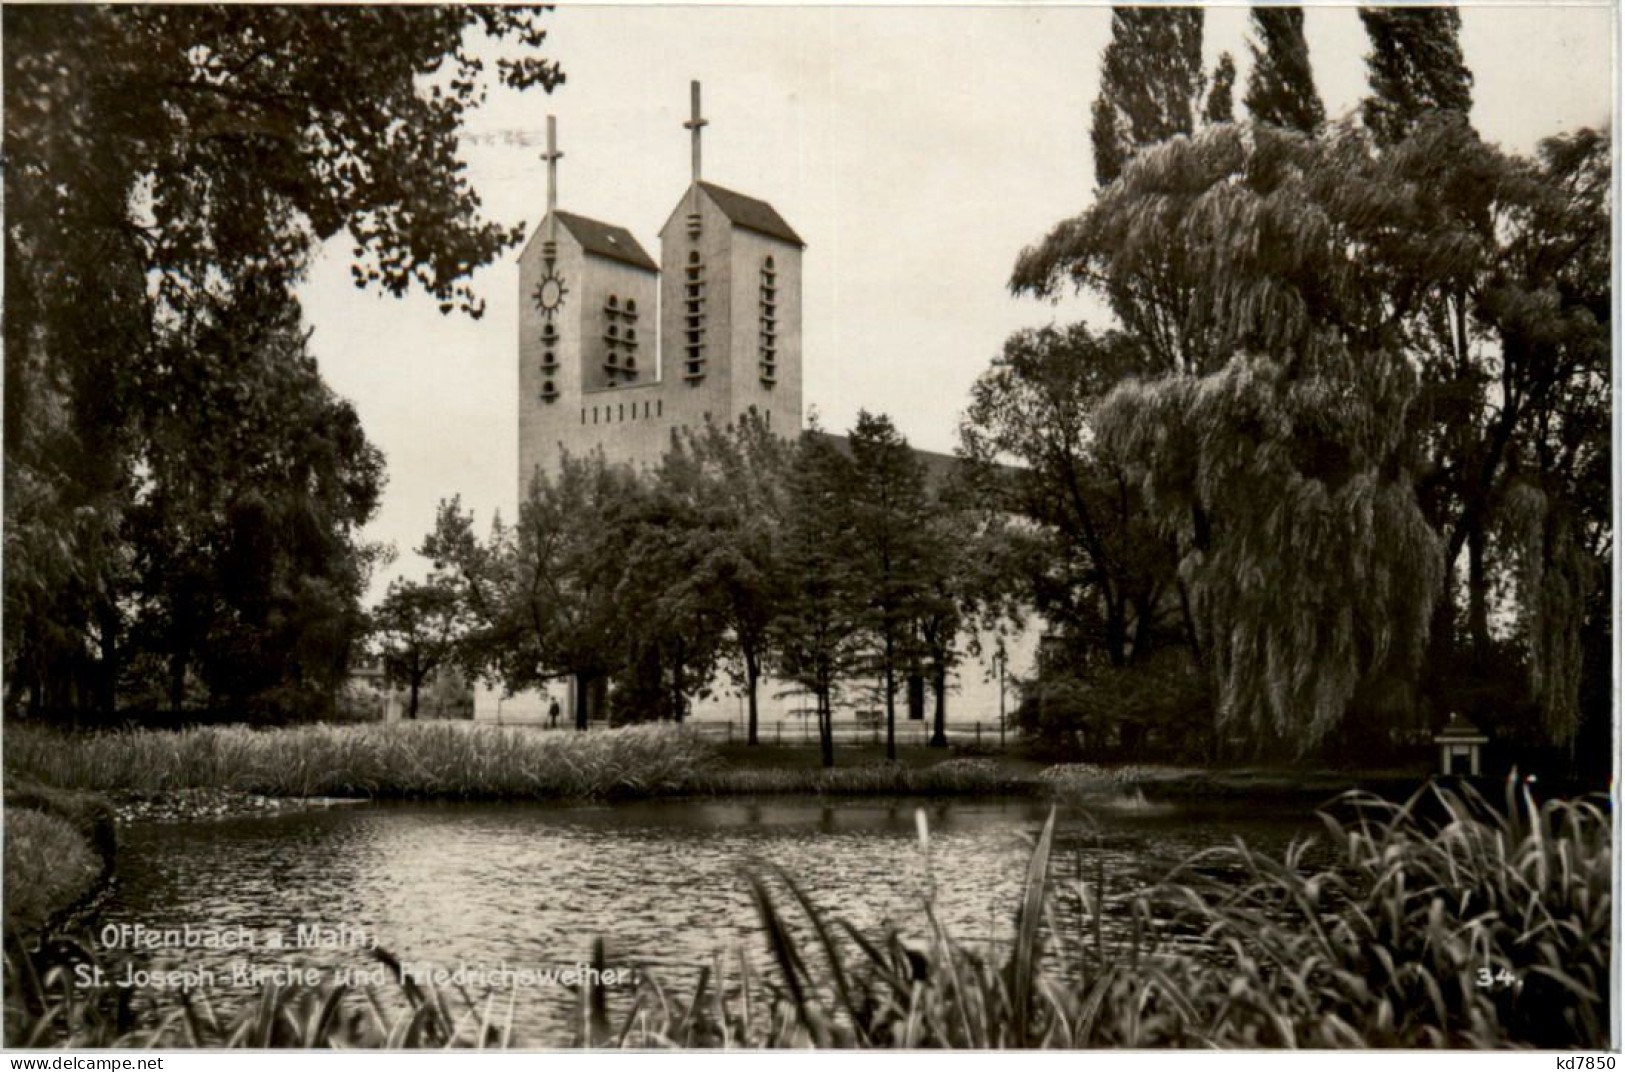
1434 712 1489 777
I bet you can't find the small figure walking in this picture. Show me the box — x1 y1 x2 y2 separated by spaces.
548 697 561 729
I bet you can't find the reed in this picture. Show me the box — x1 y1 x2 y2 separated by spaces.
4 723 716 801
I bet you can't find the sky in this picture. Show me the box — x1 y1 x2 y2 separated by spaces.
298 4 1616 599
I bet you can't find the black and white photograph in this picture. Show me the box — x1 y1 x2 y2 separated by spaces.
1 1 1617 1054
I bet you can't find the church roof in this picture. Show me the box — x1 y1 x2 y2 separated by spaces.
554 211 659 272
698 182 805 247
810 431 963 491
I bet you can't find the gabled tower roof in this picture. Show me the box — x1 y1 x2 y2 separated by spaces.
553 211 659 272
695 182 804 247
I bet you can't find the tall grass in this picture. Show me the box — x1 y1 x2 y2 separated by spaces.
697 758 1030 796
5 723 716 800
6 723 1041 801
6 778 1610 1048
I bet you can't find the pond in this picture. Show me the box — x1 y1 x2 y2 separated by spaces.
94 796 1322 1043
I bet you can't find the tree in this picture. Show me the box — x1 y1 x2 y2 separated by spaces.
1020 14 1240 376
1017 123 1453 753
373 574 467 719
1381 123 1612 753
424 453 638 730
677 416 790 743
1014 10 1607 761
910 491 1005 750
1243 7 1325 133
1358 6 1473 146
845 413 936 762
1090 7 1208 187
1013 111 1611 758
771 432 866 768
116 279 385 721
614 443 730 724
1205 53 1236 125
960 324 1182 672
4 6 563 719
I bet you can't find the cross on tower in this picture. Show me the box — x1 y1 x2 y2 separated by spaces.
541 114 563 221
683 80 708 184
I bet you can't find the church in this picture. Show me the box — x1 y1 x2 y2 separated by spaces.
474 83 1033 733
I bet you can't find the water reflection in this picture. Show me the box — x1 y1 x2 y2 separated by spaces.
97 797 1316 1042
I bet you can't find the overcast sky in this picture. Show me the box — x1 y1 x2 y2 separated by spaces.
299 4 1615 598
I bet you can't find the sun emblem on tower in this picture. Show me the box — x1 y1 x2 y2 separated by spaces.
532 267 567 321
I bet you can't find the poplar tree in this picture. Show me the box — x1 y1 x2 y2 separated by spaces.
1205 53 1237 125
1243 7 1325 132
1358 6 1474 145
1090 7 1208 187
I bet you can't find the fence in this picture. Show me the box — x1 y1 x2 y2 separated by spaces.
682 718 1012 749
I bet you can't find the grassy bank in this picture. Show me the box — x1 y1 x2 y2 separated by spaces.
6 780 1610 1048
2 781 116 934
2 810 102 933
6 723 1055 802
8 722 1424 806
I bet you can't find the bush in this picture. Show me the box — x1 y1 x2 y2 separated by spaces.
1015 652 1210 761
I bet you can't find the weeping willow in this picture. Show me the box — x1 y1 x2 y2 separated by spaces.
1099 353 1442 751
1500 483 1594 748
1056 122 1453 751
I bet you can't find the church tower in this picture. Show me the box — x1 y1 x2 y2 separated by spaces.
517 116 661 500
516 86 804 503
656 81 805 441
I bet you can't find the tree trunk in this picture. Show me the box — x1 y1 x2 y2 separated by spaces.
408 676 421 719
672 657 686 724
907 673 925 721
1421 570 1459 721
1105 596 1127 667
168 650 188 710
818 691 835 768
884 635 897 761
96 602 118 719
745 654 760 745
929 664 948 748
574 671 590 730
1467 521 1490 668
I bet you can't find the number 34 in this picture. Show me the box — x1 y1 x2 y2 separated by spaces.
1477 967 1520 989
